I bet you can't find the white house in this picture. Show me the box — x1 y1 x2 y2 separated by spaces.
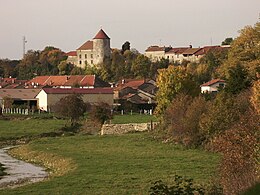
200 79 226 93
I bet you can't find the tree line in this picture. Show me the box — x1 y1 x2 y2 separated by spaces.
153 22 260 194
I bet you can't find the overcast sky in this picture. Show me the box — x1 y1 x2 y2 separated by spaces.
0 0 259 60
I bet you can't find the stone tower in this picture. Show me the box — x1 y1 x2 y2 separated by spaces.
93 29 111 65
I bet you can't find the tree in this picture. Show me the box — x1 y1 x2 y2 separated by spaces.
221 37 233 45
218 22 260 79
224 62 251 94
53 94 86 126
131 54 151 78
155 66 199 116
251 74 260 113
89 102 112 124
121 41 130 54
58 61 73 75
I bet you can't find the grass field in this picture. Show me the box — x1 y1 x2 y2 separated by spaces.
0 119 66 140
0 133 220 194
111 113 158 124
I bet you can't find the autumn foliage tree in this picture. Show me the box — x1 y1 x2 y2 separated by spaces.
155 65 199 116
53 94 86 126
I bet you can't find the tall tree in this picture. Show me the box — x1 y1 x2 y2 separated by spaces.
224 62 251 94
155 65 199 116
121 41 130 54
221 37 233 45
131 55 151 78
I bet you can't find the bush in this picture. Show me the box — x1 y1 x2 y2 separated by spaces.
89 102 113 125
164 94 207 147
209 109 259 195
149 175 205 195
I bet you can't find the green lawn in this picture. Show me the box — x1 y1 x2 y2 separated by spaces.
111 113 158 124
0 133 220 194
0 119 66 140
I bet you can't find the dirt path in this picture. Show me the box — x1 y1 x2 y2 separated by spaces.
0 147 48 188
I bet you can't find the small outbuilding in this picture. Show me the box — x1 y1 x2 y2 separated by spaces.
200 79 225 93
36 88 114 111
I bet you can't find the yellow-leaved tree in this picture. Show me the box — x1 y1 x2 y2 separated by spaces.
155 65 199 116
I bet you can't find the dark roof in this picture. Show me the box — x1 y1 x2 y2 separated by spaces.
0 89 41 100
77 40 93 50
145 46 172 52
200 79 225 87
182 48 202 55
42 88 113 94
194 46 229 55
166 47 189 54
93 29 110 39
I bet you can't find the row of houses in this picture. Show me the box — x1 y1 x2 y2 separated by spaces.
0 76 159 113
0 75 225 113
144 45 230 64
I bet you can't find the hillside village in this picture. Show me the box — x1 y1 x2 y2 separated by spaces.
0 19 259 194
0 29 229 113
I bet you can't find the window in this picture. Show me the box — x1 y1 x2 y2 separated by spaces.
85 54 87 58
91 54 93 58
79 61 82 64
79 54 81 59
91 60 93 64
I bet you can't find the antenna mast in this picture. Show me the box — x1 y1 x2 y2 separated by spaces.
23 36 27 57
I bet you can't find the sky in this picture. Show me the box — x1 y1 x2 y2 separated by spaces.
0 0 259 60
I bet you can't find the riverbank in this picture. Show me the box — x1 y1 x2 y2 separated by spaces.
0 147 48 189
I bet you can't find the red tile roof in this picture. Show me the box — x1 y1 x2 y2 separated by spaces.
116 79 146 90
93 29 110 39
200 79 225 87
77 40 93 50
26 75 109 88
194 46 229 56
66 51 77 56
42 88 113 94
80 75 95 86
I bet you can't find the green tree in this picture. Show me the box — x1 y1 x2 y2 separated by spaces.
121 41 130 54
224 62 251 94
53 94 86 126
221 37 233 45
58 61 73 75
131 54 151 78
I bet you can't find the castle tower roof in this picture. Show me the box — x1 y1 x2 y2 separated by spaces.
93 29 110 39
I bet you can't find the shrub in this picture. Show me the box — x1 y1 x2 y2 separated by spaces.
164 94 207 147
209 109 259 195
89 102 113 125
149 175 205 195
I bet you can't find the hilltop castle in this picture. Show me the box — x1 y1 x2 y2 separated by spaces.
66 29 111 68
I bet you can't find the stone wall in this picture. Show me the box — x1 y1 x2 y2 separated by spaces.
101 122 158 135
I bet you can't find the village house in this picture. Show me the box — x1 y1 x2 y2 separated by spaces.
114 79 157 113
66 29 111 68
200 79 226 93
145 45 229 64
0 77 27 89
25 75 110 89
36 88 114 111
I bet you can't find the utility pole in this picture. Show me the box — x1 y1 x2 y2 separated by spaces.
23 36 27 58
